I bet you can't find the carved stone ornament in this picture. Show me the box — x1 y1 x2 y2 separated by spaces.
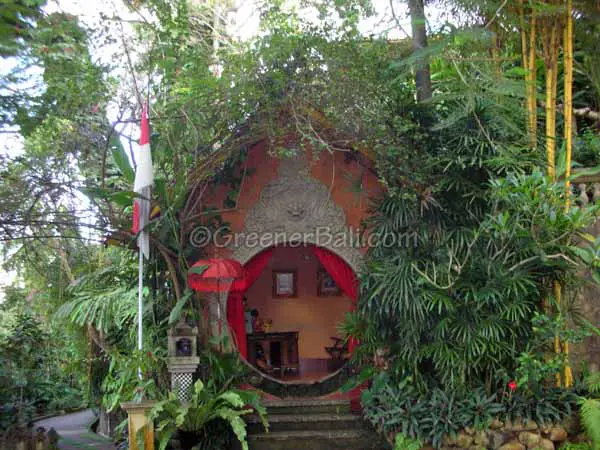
231 153 363 273
167 319 198 358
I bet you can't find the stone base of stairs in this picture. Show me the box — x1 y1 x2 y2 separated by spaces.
245 399 388 450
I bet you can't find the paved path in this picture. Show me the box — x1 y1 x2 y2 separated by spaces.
36 409 115 449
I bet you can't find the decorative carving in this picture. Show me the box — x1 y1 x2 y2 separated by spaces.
167 320 198 357
167 320 200 402
578 183 589 206
231 154 364 273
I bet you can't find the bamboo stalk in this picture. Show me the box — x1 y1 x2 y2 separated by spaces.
563 0 573 207
529 5 538 146
562 0 574 388
540 0 565 388
553 281 563 387
520 0 538 147
545 65 555 178
544 18 560 180
551 37 558 168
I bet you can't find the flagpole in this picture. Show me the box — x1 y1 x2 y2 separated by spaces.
137 243 144 380
133 102 152 381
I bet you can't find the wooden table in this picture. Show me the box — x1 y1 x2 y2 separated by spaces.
247 332 299 375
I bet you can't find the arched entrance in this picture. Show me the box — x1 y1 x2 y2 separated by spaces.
213 152 367 397
226 243 359 395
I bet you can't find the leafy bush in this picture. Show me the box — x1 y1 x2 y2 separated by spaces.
577 373 600 450
458 389 504 430
101 348 165 413
199 345 249 389
148 379 267 450
394 433 423 450
362 372 576 449
0 313 85 432
560 444 593 450
502 388 577 427
350 169 599 393
573 127 600 166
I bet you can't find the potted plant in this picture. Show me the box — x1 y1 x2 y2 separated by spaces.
147 379 267 450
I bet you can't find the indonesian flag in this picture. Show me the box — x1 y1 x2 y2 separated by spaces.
132 103 153 259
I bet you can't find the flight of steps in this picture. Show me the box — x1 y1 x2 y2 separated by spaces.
245 399 387 450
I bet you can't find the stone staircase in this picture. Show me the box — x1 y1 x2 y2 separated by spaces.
246 399 386 450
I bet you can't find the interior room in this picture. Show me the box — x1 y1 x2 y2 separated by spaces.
244 244 354 382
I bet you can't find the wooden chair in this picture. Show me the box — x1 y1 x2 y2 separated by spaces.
325 336 348 371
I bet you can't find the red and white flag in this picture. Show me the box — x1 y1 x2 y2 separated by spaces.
132 103 153 259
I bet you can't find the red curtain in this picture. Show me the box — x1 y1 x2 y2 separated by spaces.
312 245 362 412
312 246 358 352
227 248 274 359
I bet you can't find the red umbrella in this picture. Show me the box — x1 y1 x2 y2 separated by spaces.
188 258 247 352
188 258 246 292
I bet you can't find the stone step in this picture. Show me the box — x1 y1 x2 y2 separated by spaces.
246 412 362 433
262 399 350 415
247 429 385 450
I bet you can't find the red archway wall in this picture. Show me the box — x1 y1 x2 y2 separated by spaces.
200 142 382 258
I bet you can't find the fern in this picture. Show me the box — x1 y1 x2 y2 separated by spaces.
148 379 267 450
579 397 600 450
587 373 600 394
395 432 423 450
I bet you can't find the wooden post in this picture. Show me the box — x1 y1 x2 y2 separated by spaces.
121 401 155 450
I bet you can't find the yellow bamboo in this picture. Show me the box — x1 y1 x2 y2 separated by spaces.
520 0 538 147
544 20 559 180
545 67 555 178
553 281 563 387
563 0 573 208
562 0 574 388
551 39 558 165
540 0 565 388
529 6 538 145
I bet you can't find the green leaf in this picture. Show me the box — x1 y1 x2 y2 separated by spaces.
169 289 193 325
340 366 375 393
188 265 208 276
218 391 245 408
193 380 205 394
216 409 252 450
110 136 134 183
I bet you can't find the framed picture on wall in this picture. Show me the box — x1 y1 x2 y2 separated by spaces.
273 270 297 298
317 269 341 296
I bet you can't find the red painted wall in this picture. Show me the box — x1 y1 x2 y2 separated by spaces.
202 142 382 255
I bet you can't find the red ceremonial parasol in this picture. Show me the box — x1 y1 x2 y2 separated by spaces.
187 258 247 351
188 258 246 292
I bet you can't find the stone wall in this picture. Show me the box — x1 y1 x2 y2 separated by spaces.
0 426 59 450
430 417 586 450
572 218 600 374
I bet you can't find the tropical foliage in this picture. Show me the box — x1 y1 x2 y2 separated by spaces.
578 373 600 450
0 310 85 429
148 380 267 450
1 0 600 447
362 372 577 448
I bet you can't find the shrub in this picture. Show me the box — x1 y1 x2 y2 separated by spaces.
362 372 576 449
148 379 267 450
0 313 85 431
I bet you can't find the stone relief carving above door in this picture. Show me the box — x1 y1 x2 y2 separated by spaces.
231 153 363 273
